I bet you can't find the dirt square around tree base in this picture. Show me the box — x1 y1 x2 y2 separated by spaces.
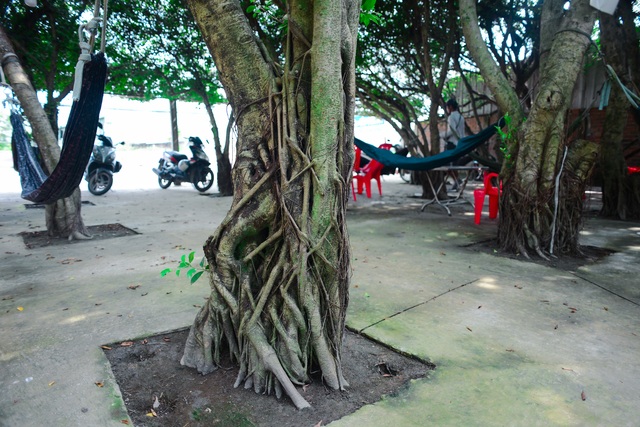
104 328 434 427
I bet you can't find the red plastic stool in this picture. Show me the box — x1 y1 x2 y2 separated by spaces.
473 172 501 224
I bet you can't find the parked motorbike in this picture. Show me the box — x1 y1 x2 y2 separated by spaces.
152 136 214 192
85 124 124 195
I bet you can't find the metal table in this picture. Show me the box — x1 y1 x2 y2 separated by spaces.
420 165 486 215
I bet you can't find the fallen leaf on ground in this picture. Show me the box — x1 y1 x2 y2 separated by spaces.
95 382 104 387
120 420 130 425
466 327 472 332
17 307 24 311
101 346 112 350
48 381 55 387
153 396 160 409
127 285 140 290
163 337 171 342
120 341 134 347
562 367 574 372
313 421 323 427
60 258 82 264
581 390 586 401
505 349 515 352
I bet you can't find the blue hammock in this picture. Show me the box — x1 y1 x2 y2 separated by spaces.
355 118 506 171
12 52 107 204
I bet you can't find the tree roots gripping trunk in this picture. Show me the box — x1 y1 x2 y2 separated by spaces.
46 188 92 240
494 0 597 258
182 0 359 410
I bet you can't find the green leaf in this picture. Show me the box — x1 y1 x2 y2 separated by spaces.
362 0 376 12
186 268 197 278
188 251 195 263
178 261 190 268
181 254 186 263
199 257 207 268
246 5 255 13
190 271 204 284
160 268 171 277
176 269 181 277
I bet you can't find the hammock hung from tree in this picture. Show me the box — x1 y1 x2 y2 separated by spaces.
9 5 107 204
3 0 107 204
355 117 506 171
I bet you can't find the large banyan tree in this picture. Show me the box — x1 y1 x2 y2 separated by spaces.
460 0 600 257
180 0 360 409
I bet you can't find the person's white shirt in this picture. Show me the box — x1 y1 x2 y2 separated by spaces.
444 110 465 147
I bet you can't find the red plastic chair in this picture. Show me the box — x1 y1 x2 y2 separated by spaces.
351 147 363 201
354 159 384 198
473 172 501 224
354 147 363 173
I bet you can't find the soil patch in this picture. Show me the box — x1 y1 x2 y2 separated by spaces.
104 328 433 427
20 223 138 249
465 238 615 271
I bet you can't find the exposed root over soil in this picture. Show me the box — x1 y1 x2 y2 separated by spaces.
105 328 434 426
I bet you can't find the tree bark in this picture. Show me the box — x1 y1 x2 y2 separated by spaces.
181 0 358 409
0 25 89 239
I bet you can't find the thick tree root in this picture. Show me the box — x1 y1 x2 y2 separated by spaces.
68 231 93 241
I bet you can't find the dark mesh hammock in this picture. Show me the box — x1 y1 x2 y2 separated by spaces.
355 118 506 171
12 52 107 204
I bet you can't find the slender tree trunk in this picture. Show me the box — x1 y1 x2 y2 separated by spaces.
170 99 179 151
0 25 89 239
182 0 359 409
201 94 233 196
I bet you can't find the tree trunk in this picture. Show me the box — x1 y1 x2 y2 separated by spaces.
201 93 233 196
0 25 89 239
170 99 179 151
599 9 640 219
461 0 597 257
182 0 358 409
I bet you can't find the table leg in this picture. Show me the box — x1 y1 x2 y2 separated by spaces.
420 173 451 215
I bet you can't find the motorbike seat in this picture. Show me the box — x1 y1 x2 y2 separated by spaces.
165 150 188 162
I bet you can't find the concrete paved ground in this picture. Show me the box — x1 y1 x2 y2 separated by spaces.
1 158 639 426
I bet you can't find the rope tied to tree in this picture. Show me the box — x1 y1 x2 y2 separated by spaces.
72 0 108 101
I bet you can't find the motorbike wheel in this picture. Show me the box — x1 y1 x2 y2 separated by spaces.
193 168 214 192
88 170 113 196
158 176 172 189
